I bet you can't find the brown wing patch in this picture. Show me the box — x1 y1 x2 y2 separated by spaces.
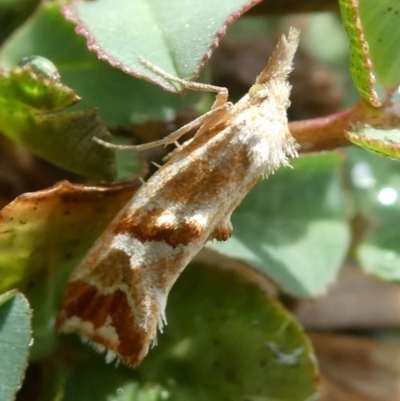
57 280 151 367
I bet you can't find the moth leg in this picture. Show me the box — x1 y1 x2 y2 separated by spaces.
210 216 233 241
139 57 229 108
93 102 232 152
93 58 231 151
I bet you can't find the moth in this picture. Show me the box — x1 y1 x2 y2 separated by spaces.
57 28 300 367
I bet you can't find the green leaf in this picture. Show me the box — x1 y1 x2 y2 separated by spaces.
346 126 400 160
0 65 117 180
0 2 205 126
339 0 400 104
0 290 32 401
62 354 168 401
0 181 138 359
113 137 146 182
359 0 400 89
346 147 400 281
63 0 262 91
61 262 319 401
338 0 380 106
209 153 350 297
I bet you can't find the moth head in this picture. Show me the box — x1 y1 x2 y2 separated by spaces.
249 78 292 112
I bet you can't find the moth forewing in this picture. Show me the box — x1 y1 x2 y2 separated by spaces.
57 28 300 368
